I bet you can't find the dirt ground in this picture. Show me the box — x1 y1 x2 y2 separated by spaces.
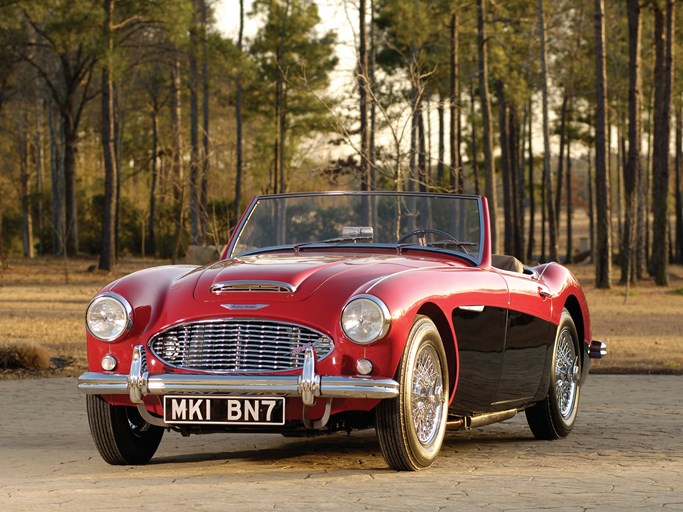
0 256 681 377
572 263 683 374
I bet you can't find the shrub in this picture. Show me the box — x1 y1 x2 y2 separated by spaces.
0 341 52 371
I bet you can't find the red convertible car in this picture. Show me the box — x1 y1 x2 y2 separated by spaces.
79 191 606 470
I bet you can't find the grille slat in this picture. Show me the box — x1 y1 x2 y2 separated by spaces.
149 319 333 372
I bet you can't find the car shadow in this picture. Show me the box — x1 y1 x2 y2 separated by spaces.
149 425 537 469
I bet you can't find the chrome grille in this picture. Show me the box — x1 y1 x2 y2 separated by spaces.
148 319 334 372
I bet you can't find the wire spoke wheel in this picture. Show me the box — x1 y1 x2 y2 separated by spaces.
525 309 581 440
376 316 448 471
410 345 444 447
554 330 579 421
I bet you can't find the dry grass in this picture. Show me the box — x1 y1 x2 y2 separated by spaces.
0 256 165 379
0 256 681 378
573 263 683 375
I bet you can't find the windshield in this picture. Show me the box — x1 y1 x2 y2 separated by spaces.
228 192 483 263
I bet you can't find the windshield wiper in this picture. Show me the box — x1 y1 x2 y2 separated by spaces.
294 234 374 254
397 240 477 255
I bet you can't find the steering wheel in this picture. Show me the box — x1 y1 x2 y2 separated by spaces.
397 228 460 245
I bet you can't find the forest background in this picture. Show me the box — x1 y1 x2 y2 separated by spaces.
0 0 682 289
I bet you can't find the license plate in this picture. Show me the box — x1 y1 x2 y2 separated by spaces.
163 395 285 425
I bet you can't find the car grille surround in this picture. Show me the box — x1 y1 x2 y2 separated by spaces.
148 319 334 372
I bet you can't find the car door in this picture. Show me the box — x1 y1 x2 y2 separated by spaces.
449 269 509 415
493 270 556 408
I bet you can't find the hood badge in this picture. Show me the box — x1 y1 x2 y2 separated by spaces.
220 304 269 311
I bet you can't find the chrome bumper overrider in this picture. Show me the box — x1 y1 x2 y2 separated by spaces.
78 345 399 407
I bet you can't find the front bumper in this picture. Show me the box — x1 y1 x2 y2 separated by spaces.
78 345 400 407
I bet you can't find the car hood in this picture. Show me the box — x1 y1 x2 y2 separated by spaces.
193 252 459 303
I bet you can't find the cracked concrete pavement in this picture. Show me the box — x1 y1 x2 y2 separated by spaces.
1 375 682 511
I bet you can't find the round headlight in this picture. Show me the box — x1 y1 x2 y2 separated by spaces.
341 295 390 344
86 293 133 342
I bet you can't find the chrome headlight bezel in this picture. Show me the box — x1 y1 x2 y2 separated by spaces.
341 294 391 345
86 292 134 342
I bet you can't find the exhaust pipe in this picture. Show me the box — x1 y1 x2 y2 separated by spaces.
446 408 518 431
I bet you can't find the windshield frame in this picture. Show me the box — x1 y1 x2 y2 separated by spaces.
225 191 486 265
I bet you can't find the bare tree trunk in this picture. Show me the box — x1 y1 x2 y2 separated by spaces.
63 113 79 256
233 0 244 226
19 120 34 258
565 125 573 263
496 80 513 255
510 105 523 259
418 109 427 191
273 0 290 196
188 4 202 246
358 0 371 224
477 0 498 252
450 10 461 193
541 150 546 262
358 0 370 191
675 99 682 263
638 81 655 278
34 95 44 255
99 0 117 271
526 100 535 262
675 98 683 263
538 0 558 262
621 0 642 285
409 62 418 192
593 0 612 288
114 84 122 261
171 53 185 263
369 0 377 189
437 97 445 185
615 126 624 246
148 104 159 257
651 0 674 286
199 0 210 241
555 93 568 232
469 79 480 195
587 149 595 262
47 97 64 255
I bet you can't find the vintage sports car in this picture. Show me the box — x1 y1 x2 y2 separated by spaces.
79 191 606 470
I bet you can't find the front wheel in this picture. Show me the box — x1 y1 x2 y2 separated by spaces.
86 395 164 465
375 316 449 471
526 309 581 439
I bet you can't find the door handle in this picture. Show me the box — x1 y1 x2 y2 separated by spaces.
538 288 552 299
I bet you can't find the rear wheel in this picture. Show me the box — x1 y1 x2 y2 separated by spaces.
376 316 449 471
86 395 164 465
526 309 581 439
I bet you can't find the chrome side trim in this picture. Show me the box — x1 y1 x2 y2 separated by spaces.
78 345 399 407
211 280 296 293
458 305 485 313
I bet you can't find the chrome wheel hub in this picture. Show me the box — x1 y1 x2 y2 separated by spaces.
411 345 444 446
554 330 578 420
